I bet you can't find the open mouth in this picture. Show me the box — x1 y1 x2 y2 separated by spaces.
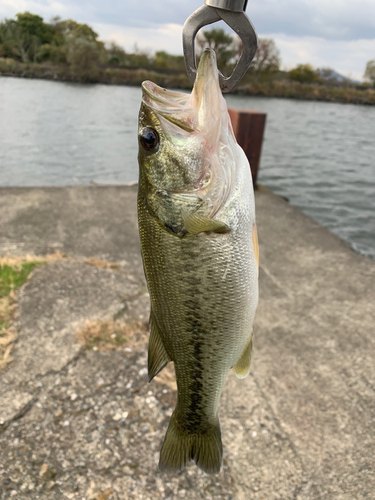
142 81 197 132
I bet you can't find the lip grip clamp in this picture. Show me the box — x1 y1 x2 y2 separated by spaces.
182 0 257 92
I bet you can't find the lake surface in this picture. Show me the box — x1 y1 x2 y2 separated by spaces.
0 76 374 259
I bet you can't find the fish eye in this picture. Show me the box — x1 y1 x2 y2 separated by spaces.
140 127 159 152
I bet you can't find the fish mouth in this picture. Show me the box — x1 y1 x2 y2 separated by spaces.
141 82 197 132
141 49 222 133
141 49 236 217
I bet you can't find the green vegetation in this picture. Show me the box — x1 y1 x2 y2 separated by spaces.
196 28 238 76
154 51 185 71
196 29 281 79
240 79 375 105
0 261 41 297
0 12 53 62
107 42 152 67
0 11 374 104
0 12 105 81
0 258 44 369
289 64 320 83
0 259 42 333
364 60 375 87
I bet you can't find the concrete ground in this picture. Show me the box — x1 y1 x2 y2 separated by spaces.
0 185 374 500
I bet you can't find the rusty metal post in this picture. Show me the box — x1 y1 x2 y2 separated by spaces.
228 108 266 188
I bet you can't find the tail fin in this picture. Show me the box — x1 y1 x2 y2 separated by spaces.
159 411 223 474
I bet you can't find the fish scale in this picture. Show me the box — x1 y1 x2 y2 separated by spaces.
137 49 258 473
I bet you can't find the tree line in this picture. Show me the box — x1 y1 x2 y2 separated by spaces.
0 11 374 87
0 11 282 81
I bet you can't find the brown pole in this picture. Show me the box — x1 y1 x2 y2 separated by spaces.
228 108 266 188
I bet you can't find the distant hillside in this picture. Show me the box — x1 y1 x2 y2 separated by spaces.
316 69 361 85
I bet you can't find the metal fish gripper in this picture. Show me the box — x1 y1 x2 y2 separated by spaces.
182 0 258 92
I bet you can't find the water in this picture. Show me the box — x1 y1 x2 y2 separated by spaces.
225 94 375 259
0 76 374 259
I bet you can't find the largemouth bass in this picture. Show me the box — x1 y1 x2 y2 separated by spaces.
137 48 259 474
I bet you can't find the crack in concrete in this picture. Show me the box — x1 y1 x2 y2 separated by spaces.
0 396 38 435
33 346 84 383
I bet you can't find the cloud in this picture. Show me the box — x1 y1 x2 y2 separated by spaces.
1 0 375 41
270 34 375 80
92 22 184 55
250 0 375 41
0 0 203 29
1 0 68 17
1 0 374 79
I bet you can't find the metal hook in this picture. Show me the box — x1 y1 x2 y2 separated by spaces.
182 0 258 92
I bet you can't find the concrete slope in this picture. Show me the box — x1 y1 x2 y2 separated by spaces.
0 185 143 280
0 186 373 500
253 192 375 499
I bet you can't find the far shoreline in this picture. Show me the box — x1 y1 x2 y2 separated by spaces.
1 60 374 106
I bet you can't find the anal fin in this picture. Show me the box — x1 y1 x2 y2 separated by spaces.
148 311 171 382
232 334 253 379
181 210 230 235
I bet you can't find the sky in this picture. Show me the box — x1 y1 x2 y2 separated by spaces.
1 0 375 80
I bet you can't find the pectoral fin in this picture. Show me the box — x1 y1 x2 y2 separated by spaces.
232 334 253 379
148 311 171 382
181 211 230 235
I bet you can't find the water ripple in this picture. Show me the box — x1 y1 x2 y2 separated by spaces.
0 77 374 260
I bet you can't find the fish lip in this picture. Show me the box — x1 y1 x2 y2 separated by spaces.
140 49 220 133
196 48 218 76
141 81 198 132
141 81 189 109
